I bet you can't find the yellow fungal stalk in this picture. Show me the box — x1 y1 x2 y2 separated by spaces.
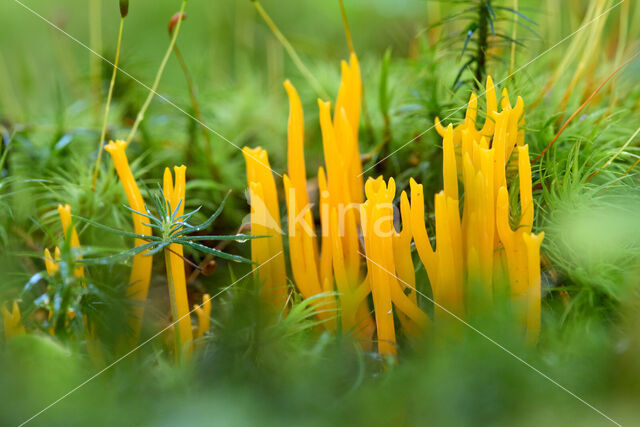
44 247 60 275
57 204 85 279
245 60 543 352
105 140 153 340
312 55 373 341
2 301 25 340
411 77 544 341
194 294 211 339
244 53 378 344
43 247 60 336
53 205 105 365
361 177 428 355
242 147 288 311
162 165 193 361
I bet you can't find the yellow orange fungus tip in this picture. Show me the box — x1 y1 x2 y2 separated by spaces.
2 301 25 340
44 248 59 275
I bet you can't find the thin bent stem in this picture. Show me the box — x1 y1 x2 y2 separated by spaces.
252 0 329 100
187 223 249 283
337 0 376 146
474 1 491 89
589 124 640 182
172 44 220 181
92 17 125 191
167 243 202 271
125 0 188 144
89 0 103 124
607 0 629 111
509 0 518 76
339 0 354 54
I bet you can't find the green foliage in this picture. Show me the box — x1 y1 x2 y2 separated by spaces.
77 189 257 266
431 0 537 90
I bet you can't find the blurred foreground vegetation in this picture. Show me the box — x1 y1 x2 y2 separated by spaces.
1 0 640 425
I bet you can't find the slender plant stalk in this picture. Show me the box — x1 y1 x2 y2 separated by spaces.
558 2 609 115
339 0 354 54
338 0 376 147
126 0 188 143
531 1 601 110
612 0 629 67
606 156 640 189
607 0 629 110
251 0 329 99
188 223 249 284
509 0 518 76
92 17 125 191
172 44 220 181
89 0 103 124
588 124 640 182
474 1 491 89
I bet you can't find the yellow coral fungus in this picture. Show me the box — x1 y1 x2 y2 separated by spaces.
245 61 543 354
243 54 385 347
411 78 543 341
194 294 211 340
2 301 25 340
44 247 60 275
163 165 193 361
57 204 85 279
105 140 153 340
361 177 428 354
243 147 288 311
280 54 374 342
51 205 105 365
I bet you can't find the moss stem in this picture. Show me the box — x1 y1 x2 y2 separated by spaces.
89 0 103 124
125 0 188 144
339 0 354 54
172 44 220 181
509 0 518 76
92 17 125 191
252 0 329 100
474 1 490 89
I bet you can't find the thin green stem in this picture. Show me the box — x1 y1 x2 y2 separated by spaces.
252 0 329 100
126 0 188 144
509 0 518 76
337 0 375 149
474 0 490 89
173 44 220 181
92 17 125 191
89 0 103 124
339 0 354 54
607 0 629 110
